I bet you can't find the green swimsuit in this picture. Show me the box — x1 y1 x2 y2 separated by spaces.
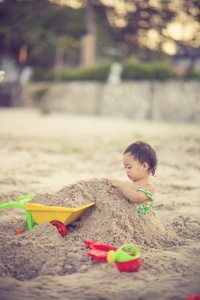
135 189 155 215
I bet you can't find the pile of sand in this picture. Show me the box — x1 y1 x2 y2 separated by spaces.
0 178 199 281
29 180 96 208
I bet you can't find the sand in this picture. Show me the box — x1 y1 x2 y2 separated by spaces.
0 108 200 300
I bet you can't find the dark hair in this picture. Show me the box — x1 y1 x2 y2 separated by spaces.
124 141 157 176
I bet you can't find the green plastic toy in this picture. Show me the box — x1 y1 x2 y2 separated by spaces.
107 244 142 272
0 194 36 230
0 194 95 238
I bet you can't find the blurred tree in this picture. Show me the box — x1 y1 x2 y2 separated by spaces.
180 0 200 48
66 0 200 60
0 0 199 69
93 0 200 59
0 0 86 68
49 0 178 61
91 0 177 59
167 0 200 53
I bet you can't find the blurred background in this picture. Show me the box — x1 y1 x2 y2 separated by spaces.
0 0 200 122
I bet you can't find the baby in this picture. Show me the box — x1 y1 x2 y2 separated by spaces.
106 141 158 214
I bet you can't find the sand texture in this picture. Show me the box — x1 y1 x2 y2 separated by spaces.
0 108 200 300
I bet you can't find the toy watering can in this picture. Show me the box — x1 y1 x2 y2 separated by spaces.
107 244 141 272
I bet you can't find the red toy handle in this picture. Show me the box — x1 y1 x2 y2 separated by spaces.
84 240 118 251
84 240 118 261
84 240 100 246
87 249 107 261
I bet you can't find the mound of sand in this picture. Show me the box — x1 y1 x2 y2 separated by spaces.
28 178 179 247
29 180 95 208
0 178 199 281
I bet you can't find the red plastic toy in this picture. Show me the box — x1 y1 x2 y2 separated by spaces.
51 221 67 237
84 240 141 272
107 244 142 272
186 295 200 300
115 256 141 272
84 240 118 261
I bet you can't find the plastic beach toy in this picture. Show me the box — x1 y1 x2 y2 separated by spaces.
16 230 25 235
51 221 67 237
84 240 118 261
186 295 200 300
0 194 95 237
107 244 141 272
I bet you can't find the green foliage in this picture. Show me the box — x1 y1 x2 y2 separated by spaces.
183 69 200 80
62 61 112 81
33 59 200 81
33 61 112 81
152 62 177 79
33 68 54 81
1 0 200 73
121 61 151 80
121 60 177 80
0 0 85 68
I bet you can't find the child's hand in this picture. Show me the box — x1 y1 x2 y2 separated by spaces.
105 178 122 188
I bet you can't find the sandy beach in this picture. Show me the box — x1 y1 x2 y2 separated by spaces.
0 108 200 300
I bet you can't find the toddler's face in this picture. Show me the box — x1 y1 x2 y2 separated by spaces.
123 152 147 182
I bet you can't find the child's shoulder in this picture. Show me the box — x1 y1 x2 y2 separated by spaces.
140 183 155 195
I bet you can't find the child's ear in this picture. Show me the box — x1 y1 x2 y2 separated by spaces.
143 162 149 171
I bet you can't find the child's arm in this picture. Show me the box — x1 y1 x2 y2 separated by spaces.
106 179 152 204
